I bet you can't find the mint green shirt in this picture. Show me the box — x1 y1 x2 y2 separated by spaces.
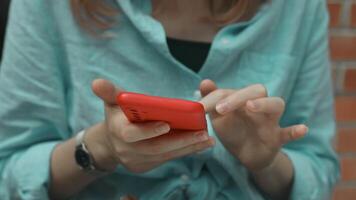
0 0 339 199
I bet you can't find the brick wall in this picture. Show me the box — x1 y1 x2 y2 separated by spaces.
328 0 356 199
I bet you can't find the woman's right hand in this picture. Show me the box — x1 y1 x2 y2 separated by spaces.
84 79 215 173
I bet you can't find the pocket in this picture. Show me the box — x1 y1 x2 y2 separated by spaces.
236 51 301 100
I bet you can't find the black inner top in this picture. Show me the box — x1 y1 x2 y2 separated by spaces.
166 37 212 73
0 0 11 62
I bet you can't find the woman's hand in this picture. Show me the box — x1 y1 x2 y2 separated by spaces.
85 79 215 173
199 79 308 173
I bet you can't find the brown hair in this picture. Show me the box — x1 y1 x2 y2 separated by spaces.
71 0 254 36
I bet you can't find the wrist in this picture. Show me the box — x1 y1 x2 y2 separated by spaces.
249 151 294 199
84 123 117 172
251 151 284 177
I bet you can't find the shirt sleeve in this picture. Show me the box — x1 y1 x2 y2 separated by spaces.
280 1 340 199
0 0 69 199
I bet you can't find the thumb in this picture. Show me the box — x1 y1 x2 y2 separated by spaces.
199 79 218 97
92 79 125 106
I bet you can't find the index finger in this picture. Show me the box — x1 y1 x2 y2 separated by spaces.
215 84 267 114
119 120 171 143
199 89 234 113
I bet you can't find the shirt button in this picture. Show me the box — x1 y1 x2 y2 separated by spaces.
180 174 190 183
193 90 201 100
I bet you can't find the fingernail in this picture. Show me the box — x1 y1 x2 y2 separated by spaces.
297 125 308 135
155 122 170 133
216 102 229 114
194 131 208 141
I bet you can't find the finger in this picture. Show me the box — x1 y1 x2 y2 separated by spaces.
199 79 218 97
199 89 234 113
119 121 171 143
151 138 215 162
92 79 125 106
215 84 267 114
134 130 210 155
246 97 285 119
280 124 308 144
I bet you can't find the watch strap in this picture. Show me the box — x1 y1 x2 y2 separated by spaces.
74 129 109 175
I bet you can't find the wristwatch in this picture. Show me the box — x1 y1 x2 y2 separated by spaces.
74 130 105 173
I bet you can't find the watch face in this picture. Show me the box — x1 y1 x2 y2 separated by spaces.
75 148 91 168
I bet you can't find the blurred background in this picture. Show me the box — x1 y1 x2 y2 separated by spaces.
0 0 355 199
329 0 356 199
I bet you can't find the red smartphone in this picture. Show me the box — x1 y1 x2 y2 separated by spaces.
116 92 207 131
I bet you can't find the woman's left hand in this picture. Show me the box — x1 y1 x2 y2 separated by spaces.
199 80 308 173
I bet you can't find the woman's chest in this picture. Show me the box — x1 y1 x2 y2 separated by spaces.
64 40 301 133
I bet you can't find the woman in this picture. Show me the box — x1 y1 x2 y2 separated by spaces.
0 0 339 199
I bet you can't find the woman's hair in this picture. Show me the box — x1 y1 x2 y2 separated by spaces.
70 0 253 36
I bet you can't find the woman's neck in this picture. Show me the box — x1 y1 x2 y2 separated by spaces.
153 0 211 22
152 0 220 42
151 0 261 43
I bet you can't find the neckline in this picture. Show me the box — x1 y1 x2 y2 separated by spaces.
118 0 274 78
166 37 212 45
